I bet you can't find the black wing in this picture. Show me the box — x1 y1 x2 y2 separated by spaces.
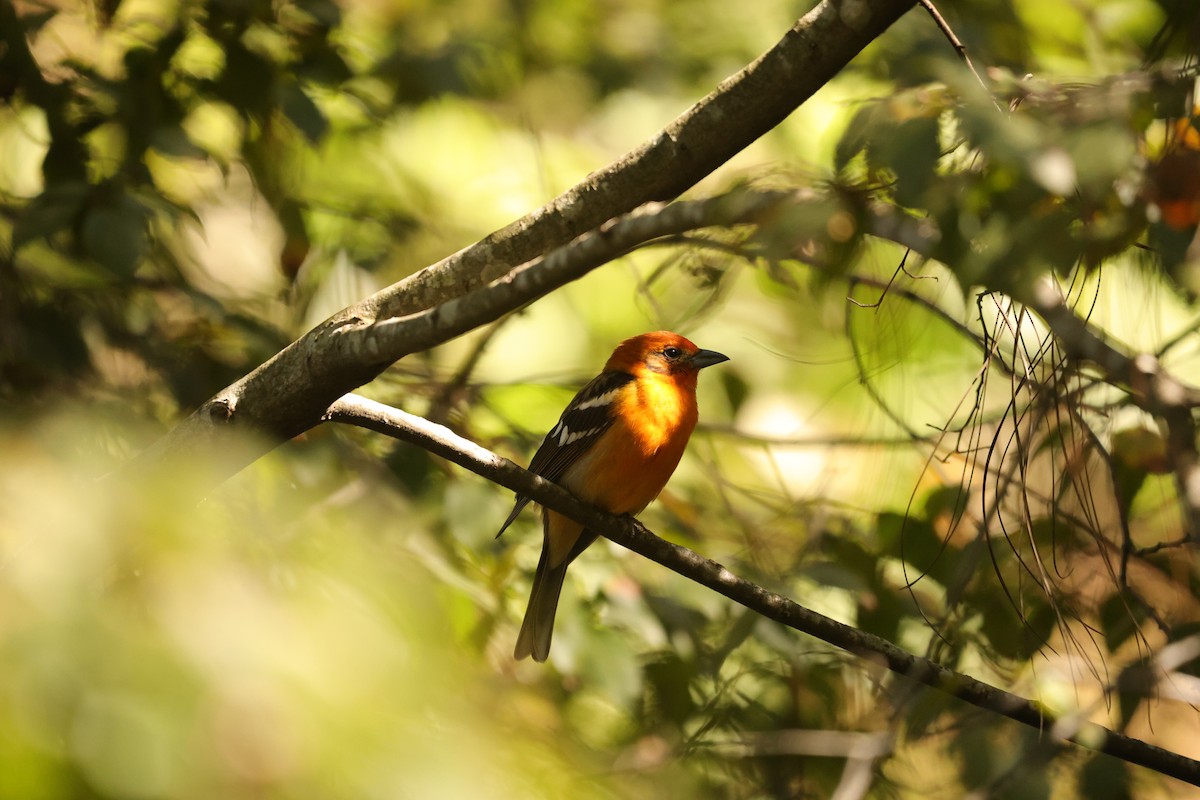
496 370 633 537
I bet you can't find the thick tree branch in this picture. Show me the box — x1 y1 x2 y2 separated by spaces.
131 0 918 493
323 393 1200 788
129 192 789 494
374 0 918 319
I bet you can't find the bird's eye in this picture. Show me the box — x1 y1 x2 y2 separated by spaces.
662 346 683 359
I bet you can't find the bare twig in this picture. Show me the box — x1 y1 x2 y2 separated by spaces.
427 319 509 426
722 730 892 760
1024 278 1200 539
323 392 1200 788
917 0 999 109
720 729 892 800
860 203 1200 541
703 423 932 448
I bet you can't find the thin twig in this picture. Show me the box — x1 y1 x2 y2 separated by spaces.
702 423 932 448
426 319 509 426
1024 278 1200 539
1136 536 1192 557
860 204 1200 543
917 0 1002 110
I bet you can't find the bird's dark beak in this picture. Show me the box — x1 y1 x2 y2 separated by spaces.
690 348 730 370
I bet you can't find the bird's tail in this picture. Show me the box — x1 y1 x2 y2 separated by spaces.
514 526 598 662
514 545 568 662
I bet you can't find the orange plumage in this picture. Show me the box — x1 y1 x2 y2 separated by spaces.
498 331 729 662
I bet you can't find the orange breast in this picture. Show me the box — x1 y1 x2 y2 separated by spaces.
559 374 698 515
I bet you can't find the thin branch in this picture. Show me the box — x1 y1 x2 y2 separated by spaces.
323 392 1200 788
427 319 509 425
916 0 999 109
703 423 932 448
722 729 892 759
1022 278 1200 412
1136 536 1192 557
1023 277 1200 539
861 203 1200 541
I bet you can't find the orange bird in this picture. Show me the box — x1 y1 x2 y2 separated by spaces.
497 331 729 662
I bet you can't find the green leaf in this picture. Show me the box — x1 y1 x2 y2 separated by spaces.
296 0 342 28
1167 622 1200 678
877 511 957 586
151 125 209 159
879 116 941 208
858 584 905 641
12 182 89 250
299 48 353 85
1098 593 1144 652
281 83 328 143
1079 755 1132 800
643 652 696 727
800 560 868 592
977 591 1056 661
19 8 57 34
1114 661 1146 732
922 485 971 524
80 195 148 277
214 43 275 120
824 535 878 582
835 104 879 171
717 368 749 414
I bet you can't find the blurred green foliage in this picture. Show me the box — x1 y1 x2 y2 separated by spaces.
2 0 1200 797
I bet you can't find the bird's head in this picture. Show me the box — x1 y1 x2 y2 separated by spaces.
605 331 729 384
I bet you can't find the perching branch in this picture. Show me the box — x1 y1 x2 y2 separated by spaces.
323 392 1200 788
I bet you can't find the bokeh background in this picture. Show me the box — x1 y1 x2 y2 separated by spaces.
2 0 1199 796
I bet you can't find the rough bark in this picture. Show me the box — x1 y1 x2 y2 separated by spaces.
128 0 919 494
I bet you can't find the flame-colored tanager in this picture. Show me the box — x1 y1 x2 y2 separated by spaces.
498 331 729 662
